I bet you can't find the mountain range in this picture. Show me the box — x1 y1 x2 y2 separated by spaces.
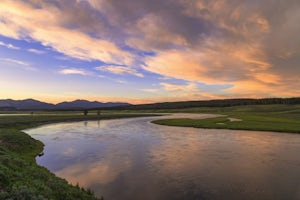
0 99 130 110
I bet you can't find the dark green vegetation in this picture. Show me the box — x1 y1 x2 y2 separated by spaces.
103 97 300 110
0 113 156 199
152 104 300 133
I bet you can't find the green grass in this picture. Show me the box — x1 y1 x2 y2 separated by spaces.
151 104 300 133
0 112 157 199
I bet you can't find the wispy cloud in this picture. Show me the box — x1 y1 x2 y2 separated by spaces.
139 88 158 93
98 75 128 84
58 68 90 76
27 48 46 54
54 55 73 61
0 58 36 71
0 41 20 50
158 76 172 80
96 66 144 77
1 58 29 66
160 82 199 92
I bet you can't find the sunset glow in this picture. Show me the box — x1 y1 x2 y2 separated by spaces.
0 0 299 103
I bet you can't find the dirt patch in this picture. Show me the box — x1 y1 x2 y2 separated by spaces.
228 118 242 122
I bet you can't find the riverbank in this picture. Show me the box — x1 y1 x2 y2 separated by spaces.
0 113 157 199
151 104 300 133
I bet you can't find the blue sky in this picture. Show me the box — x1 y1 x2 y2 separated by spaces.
0 0 299 104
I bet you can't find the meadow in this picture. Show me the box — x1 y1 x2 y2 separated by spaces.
151 104 300 133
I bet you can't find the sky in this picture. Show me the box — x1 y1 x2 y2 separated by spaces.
0 0 299 104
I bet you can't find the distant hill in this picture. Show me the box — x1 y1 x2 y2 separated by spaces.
0 99 130 110
103 97 300 110
55 100 130 109
0 99 54 110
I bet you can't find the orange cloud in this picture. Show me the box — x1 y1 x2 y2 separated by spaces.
253 73 281 84
0 0 133 65
126 14 187 51
144 41 272 83
144 50 211 82
225 79 299 98
160 82 198 92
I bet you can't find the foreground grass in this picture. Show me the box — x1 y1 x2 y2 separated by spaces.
0 113 156 199
150 104 300 133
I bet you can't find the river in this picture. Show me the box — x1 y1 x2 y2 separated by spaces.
25 114 300 200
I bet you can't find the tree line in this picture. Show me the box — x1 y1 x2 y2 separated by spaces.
102 97 300 110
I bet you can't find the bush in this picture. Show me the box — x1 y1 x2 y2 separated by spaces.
8 184 38 200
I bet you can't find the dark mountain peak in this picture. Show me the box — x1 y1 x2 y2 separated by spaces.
22 98 43 103
0 99 54 110
0 98 131 110
71 99 91 103
55 99 131 109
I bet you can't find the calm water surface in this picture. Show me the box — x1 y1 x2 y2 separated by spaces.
25 115 300 200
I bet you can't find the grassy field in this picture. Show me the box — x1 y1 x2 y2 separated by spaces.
151 104 300 133
0 112 157 199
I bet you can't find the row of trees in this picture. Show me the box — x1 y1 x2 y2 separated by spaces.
83 110 101 115
104 97 300 110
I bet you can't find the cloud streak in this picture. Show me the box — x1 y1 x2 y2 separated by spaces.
0 57 36 71
58 68 90 76
27 48 46 54
0 41 20 50
1 58 29 66
96 66 144 77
